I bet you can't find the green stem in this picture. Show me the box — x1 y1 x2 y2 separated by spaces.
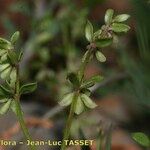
61 47 93 150
61 92 79 150
14 65 36 150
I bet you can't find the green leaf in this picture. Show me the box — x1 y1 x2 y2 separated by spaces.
74 96 84 115
0 85 12 96
67 73 79 87
85 20 93 42
59 92 74 106
0 63 10 72
132 132 150 147
0 99 8 103
0 66 12 79
81 94 97 109
18 51 23 62
0 100 11 115
114 14 130 22
82 50 89 63
11 31 20 45
0 38 12 49
105 9 114 24
80 88 91 96
20 82 37 94
81 75 104 89
0 53 8 62
112 23 130 33
10 68 17 83
0 50 6 57
95 51 106 62
94 30 102 40
96 38 113 48
10 100 17 115
8 50 18 64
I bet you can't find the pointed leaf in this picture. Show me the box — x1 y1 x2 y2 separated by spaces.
11 31 20 45
105 9 114 24
81 75 104 89
0 100 11 115
18 51 23 62
96 51 106 62
20 82 37 94
0 85 12 96
59 92 74 106
114 14 130 22
81 94 97 109
74 96 84 115
112 23 130 33
0 38 12 49
132 132 150 147
85 20 93 42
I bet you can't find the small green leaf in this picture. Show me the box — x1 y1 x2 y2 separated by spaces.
0 53 8 62
85 20 93 42
114 14 130 22
0 50 6 56
82 50 89 63
59 92 74 106
80 88 91 96
0 66 12 79
132 132 150 147
8 50 18 64
112 23 130 33
0 100 11 115
105 9 114 24
74 96 84 115
95 51 106 62
93 30 102 40
0 85 12 96
0 38 12 49
67 73 79 87
10 68 17 83
0 99 8 103
10 100 17 115
11 31 20 44
20 82 37 94
18 51 23 62
81 94 97 109
96 38 113 48
81 75 104 89
0 64 10 72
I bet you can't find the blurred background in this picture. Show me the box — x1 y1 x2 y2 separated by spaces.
0 0 150 150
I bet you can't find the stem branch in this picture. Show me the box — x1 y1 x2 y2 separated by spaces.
61 47 93 150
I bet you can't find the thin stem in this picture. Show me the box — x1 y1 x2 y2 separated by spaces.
61 92 79 150
61 46 93 150
14 65 36 150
